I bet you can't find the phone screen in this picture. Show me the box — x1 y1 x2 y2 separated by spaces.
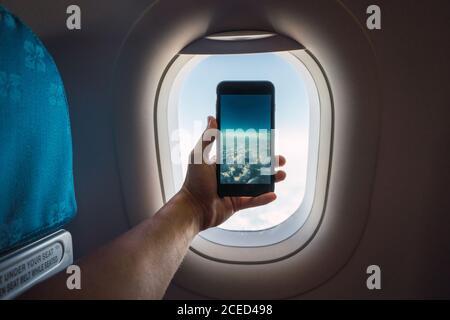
219 94 273 185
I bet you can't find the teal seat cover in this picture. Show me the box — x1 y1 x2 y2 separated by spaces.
0 6 77 254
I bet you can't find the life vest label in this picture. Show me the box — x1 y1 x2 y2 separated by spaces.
0 243 63 298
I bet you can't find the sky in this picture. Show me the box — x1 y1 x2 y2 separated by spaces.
172 52 311 231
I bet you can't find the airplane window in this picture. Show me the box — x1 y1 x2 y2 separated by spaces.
165 52 314 231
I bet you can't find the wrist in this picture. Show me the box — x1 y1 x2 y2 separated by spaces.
174 188 207 234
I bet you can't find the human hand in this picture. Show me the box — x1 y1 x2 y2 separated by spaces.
179 116 286 231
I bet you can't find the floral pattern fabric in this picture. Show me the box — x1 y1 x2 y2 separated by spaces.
0 5 77 254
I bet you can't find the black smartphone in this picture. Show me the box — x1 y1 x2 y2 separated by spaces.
216 81 275 197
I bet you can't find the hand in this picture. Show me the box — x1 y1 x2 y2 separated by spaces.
179 116 286 231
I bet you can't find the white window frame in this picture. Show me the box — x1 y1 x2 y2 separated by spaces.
155 49 332 263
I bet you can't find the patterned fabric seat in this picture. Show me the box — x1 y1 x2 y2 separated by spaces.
0 5 77 254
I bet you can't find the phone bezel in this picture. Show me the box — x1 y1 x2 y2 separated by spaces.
216 81 275 197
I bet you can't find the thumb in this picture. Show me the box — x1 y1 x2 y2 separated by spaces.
200 116 218 150
191 116 218 164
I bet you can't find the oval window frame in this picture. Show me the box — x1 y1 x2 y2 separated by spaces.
155 49 332 263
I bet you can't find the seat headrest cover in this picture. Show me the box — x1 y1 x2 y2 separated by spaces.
0 6 77 254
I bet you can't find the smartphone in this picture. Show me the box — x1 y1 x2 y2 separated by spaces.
216 81 275 197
